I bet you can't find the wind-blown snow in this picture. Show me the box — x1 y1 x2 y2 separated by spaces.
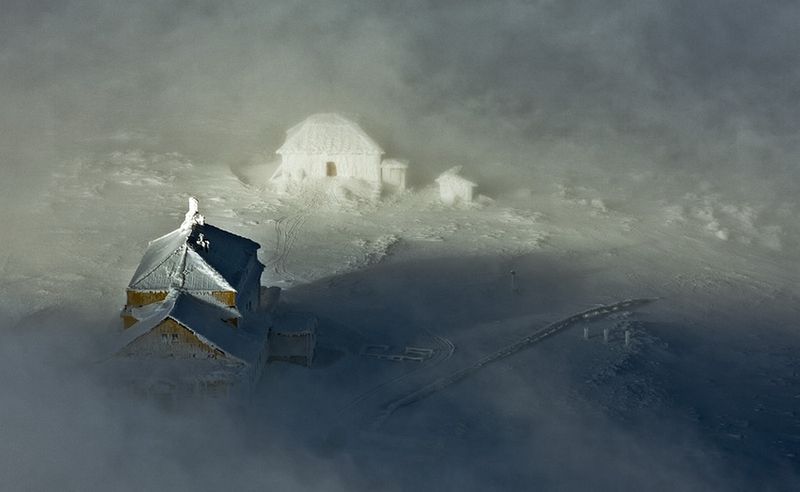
0 147 796 491
2 2 800 489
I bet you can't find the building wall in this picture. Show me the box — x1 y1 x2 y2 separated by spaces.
235 254 264 314
381 167 407 190
211 290 237 307
244 339 270 392
126 290 168 307
118 319 269 401
438 178 475 205
268 331 315 367
120 318 226 359
461 182 474 202
123 289 237 329
281 153 382 182
260 286 281 312
126 289 235 308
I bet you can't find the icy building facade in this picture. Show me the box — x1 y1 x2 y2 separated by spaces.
270 113 407 192
115 198 314 400
435 166 477 205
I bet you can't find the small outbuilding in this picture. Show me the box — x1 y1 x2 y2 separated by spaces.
268 312 317 368
270 113 407 191
380 159 408 191
435 166 477 205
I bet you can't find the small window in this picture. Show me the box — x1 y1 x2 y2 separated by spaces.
171 334 179 342
161 334 169 344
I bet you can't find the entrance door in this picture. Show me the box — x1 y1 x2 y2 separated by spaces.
326 161 337 177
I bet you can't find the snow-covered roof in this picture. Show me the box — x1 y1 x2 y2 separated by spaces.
169 292 263 364
276 113 384 156
128 220 260 292
381 158 409 169
435 166 477 187
117 292 179 350
118 290 266 364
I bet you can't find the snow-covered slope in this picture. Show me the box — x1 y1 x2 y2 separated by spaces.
1 149 798 491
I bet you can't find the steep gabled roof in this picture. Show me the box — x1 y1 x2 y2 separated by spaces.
276 113 384 155
128 221 260 292
169 293 262 364
118 290 264 364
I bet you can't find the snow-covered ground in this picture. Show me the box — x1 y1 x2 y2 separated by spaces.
1 148 799 491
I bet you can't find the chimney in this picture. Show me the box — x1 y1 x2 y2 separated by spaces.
182 196 205 229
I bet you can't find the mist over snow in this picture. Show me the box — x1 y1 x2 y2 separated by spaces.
1 1 799 491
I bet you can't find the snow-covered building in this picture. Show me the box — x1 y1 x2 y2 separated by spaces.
267 312 317 368
380 158 408 190
115 198 314 399
121 198 263 329
115 288 270 399
270 113 407 191
435 166 477 205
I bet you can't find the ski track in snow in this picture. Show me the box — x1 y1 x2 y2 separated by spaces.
268 214 307 277
267 189 324 278
371 298 656 428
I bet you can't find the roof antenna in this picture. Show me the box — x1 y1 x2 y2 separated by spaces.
196 232 210 252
